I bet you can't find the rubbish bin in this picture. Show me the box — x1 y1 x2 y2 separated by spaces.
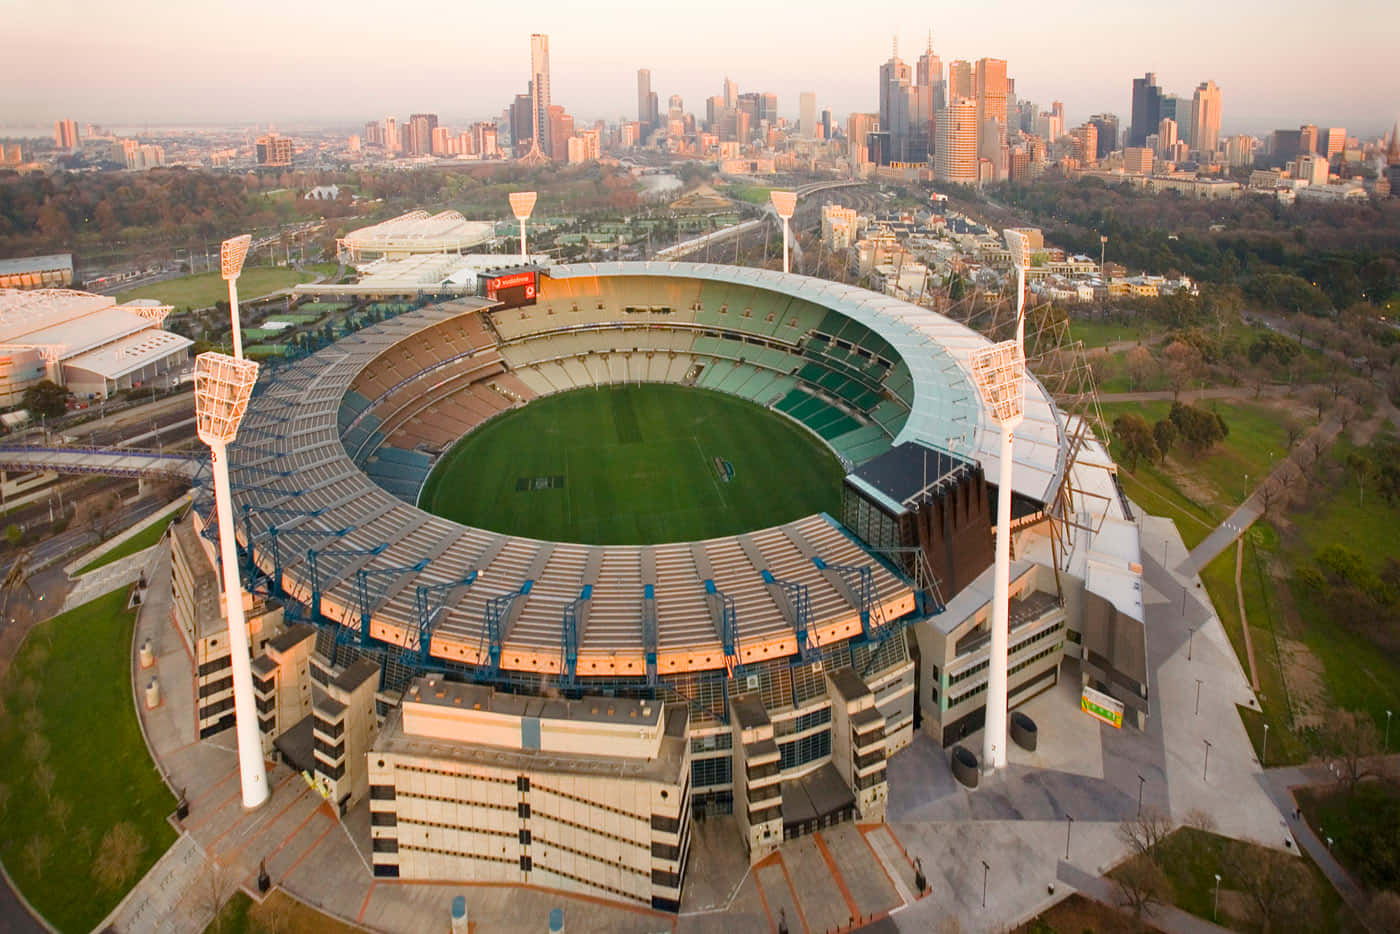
951 745 980 788
1010 711 1038 751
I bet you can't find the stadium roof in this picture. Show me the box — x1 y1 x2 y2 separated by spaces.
63 328 193 380
545 262 1068 505
0 289 180 359
340 210 496 259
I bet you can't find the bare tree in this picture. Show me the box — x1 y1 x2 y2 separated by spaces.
1125 345 1154 391
48 798 70 834
31 761 55 801
1114 855 1172 919
1367 891 1400 932
1163 340 1203 400
1305 385 1332 422
194 860 239 934
1119 807 1174 857
1323 709 1381 796
23 837 48 878
93 822 146 892
1225 844 1318 932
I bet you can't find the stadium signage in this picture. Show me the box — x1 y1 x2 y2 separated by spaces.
1080 685 1124 728
485 271 537 299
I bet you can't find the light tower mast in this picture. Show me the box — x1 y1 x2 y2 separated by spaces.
970 228 1030 772
770 190 797 274
221 234 252 359
508 192 538 261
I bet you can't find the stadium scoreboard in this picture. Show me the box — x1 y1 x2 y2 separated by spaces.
480 267 540 309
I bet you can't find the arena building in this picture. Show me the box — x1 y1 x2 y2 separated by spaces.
0 288 192 407
336 210 497 265
191 261 1144 911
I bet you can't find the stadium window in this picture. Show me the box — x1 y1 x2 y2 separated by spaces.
742 308 752 317
765 312 775 322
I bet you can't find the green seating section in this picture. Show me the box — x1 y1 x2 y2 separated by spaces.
774 389 862 442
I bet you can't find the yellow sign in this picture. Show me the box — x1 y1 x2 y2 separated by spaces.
1081 686 1124 728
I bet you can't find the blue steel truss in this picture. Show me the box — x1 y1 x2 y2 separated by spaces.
267 525 350 594
481 587 527 677
352 562 430 645
815 560 878 641
411 572 479 664
768 574 814 660
308 545 386 618
561 598 582 686
642 584 659 684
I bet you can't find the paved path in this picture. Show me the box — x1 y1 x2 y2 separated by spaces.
1095 385 1294 404
1234 538 1262 693
1056 860 1232 933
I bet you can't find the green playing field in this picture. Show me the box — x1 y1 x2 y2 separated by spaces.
420 383 844 544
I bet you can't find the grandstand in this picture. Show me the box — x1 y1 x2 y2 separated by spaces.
212 261 1146 904
336 210 497 265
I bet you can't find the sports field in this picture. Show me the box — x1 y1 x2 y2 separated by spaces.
420 384 844 544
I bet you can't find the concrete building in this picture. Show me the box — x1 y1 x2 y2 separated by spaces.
255 134 293 166
1189 80 1222 157
311 658 380 810
799 92 817 138
1323 127 1347 160
1225 134 1255 168
368 677 690 911
935 97 978 185
1070 124 1098 165
878 48 913 164
530 34 551 156
54 119 79 151
1089 114 1119 159
974 58 1008 173
1123 147 1154 174
1129 73 1162 147
637 69 654 135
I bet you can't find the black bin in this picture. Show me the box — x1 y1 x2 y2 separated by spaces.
951 745 980 788
1010 711 1038 752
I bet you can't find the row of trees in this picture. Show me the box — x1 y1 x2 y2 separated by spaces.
1112 402 1229 470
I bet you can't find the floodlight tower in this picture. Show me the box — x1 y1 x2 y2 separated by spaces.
970 228 1031 772
220 235 252 359
770 191 797 274
194 351 269 807
509 192 538 262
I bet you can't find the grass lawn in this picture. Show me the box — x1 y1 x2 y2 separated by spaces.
1110 827 1359 932
118 265 322 312
421 384 843 544
1295 780 1400 892
727 184 774 205
0 589 177 932
1066 316 1162 350
76 502 186 575
206 889 362 934
1018 893 1154 933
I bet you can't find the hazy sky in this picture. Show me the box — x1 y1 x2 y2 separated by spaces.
4 0 1396 137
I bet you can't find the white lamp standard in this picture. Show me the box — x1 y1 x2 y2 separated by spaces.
970 228 1030 772
220 235 252 359
508 192 538 262
770 191 797 274
194 351 269 808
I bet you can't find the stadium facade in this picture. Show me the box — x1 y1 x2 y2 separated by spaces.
184 261 1144 911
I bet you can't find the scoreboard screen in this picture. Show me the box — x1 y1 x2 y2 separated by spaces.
483 270 538 308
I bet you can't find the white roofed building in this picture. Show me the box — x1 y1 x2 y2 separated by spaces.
0 289 192 405
336 210 496 264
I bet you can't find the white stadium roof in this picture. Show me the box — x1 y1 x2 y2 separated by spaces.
340 210 496 260
64 328 193 380
0 289 181 361
546 261 1068 505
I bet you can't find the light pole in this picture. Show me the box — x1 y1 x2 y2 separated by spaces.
1386 709 1393 752
1203 739 1213 782
508 191 538 262
220 235 252 360
981 860 989 909
971 229 1030 773
770 191 797 274
1262 723 1270 766
194 351 268 809
1064 813 1074 860
1188 623 1196 660
1212 873 1222 921
1137 774 1146 817
1195 678 1204 715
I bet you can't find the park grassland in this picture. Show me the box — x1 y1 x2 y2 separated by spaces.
0 589 177 932
77 500 188 575
421 384 844 545
117 262 336 312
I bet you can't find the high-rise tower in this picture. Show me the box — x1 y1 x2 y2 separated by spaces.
974 58 1008 176
935 97 978 184
1130 73 1162 148
1189 80 1222 156
530 34 552 157
638 69 653 134
915 34 944 159
878 38 913 164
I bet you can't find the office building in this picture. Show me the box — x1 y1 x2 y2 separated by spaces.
800 92 817 138
948 60 973 100
974 58 1008 174
847 112 877 169
1225 133 1255 168
915 38 944 157
1189 81 1222 156
54 119 79 151
255 133 293 166
1323 127 1346 161
1070 124 1099 165
1123 147 1154 174
935 96 978 184
407 114 438 157
638 69 653 134
1156 118 1178 158
878 46 913 164
1129 73 1162 147
1089 114 1119 159
1298 124 1319 155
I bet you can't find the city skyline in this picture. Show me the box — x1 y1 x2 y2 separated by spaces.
3 0 1396 136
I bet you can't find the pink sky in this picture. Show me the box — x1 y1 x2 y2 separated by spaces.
3 0 1395 137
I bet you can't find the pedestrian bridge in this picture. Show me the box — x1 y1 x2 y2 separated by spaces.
0 444 205 483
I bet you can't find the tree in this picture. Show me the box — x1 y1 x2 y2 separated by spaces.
1112 413 1158 470
23 837 48 878
19 379 67 419
93 822 146 892
1305 385 1332 422
1323 709 1381 796
4 524 21 548
195 860 239 933
1225 845 1318 932
1169 402 1229 453
1163 339 1203 399
1366 891 1400 931
1152 419 1177 461
1114 853 1173 918
1125 345 1154 390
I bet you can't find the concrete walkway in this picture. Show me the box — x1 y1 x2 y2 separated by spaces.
1056 860 1233 933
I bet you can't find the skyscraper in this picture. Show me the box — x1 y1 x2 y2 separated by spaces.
54 119 79 151
916 36 944 158
1322 127 1346 160
948 60 973 100
385 117 399 153
935 97 978 184
1189 81 1222 156
1298 124 1319 155
1129 73 1162 148
723 77 739 111
638 69 653 134
800 92 817 138
974 58 1008 176
878 42 913 164
408 114 438 157
530 34 551 157
1089 113 1119 159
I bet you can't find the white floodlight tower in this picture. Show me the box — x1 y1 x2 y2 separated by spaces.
220 235 252 359
508 192 538 262
194 351 269 808
770 191 797 274
970 228 1031 772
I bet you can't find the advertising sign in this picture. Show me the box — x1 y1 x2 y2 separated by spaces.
1080 685 1124 728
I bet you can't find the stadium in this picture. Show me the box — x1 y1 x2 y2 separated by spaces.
206 260 1145 910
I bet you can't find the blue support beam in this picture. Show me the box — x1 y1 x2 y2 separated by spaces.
642 583 659 684
481 582 530 677
355 561 430 646
814 559 877 641
764 571 814 660
308 545 386 619
412 571 479 663
267 525 350 598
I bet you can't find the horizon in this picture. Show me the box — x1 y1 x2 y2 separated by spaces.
3 0 1397 138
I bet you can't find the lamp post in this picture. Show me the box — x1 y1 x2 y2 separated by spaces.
1196 678 1204 715
508 191 538 262
1137 774 1146 817
220 235 252 360
770 191 797 274
1203 739 1213 782
981 860 990 909
1212 873 1222 921
1188 622 1196 660
1262 723 1270 766
194 351 268 809
1065 813 1074 860
971 229 1030 773
1386 709 1393 753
